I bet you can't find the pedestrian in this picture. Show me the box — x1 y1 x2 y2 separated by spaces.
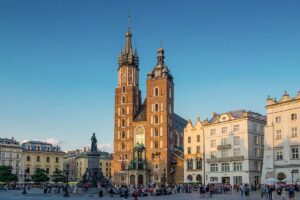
134 189 138 200
288 186 295 200
240 184 244 198
260 185 265 200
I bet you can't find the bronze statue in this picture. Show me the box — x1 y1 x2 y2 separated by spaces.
91 133 98 152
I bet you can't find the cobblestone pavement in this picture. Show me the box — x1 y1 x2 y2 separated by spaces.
0 189 299 200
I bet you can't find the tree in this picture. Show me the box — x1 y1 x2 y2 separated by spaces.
0 166 18 183
51 170 66 183
31 168 49 183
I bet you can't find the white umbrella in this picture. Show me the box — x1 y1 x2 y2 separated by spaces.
264 178 278 185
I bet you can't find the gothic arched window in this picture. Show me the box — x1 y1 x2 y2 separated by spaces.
121 96 126 104
155 103 159 112
155 128 159 137
197 135 200 142
155 141 159 149
122 119 126 127
121 131 126 139
154 87 159 96
121 142 126 150
154 115 159 124
121 107 126 116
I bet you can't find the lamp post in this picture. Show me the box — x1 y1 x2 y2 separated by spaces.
163 168 166 186
63 164 70 197
22 170 27 194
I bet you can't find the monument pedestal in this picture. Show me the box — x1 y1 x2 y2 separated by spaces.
87 152 103 187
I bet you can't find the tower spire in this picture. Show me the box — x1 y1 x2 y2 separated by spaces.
128 11 131 32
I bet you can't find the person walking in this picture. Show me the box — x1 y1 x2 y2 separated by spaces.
260 185 265 200
288 186 295 200
240 184 244 198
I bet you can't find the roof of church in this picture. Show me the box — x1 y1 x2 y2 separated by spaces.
173 114 188 133
133 99 147 122
133 100 187 134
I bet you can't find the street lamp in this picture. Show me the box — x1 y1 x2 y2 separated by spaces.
63 164 70 197
163 168 166 186
22 170 27 194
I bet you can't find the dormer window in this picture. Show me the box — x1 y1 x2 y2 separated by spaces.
27 145 31 150
37 146 41 151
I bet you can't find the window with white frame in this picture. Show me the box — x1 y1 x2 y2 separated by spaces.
210 164 218 172
188 136 191 143
221 150 228 158
276 130 282 140
275 116 281 123
291 113 298 121
210 129 216 135
197 135 200 142
275 149 283 160
196 146 200 153
187 147 191 154
291 146 299 159
221 163 230 172
221 127 227 134
233 162 242 171
211 140 216 148
291 127 298 137
210 177 218 182
233 125 240 132
234 148 240 157
234 136 240 145
254 136 259 145
255 148 260 157
221 138 228 145
211 151 217 159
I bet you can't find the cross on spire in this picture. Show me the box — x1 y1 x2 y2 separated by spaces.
128 11 131 32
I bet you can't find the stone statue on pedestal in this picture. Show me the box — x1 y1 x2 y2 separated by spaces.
82 133 108 187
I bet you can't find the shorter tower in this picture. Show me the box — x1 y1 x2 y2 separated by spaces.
145 47 175 184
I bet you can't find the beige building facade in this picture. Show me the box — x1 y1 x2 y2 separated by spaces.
184 110 265 187
184 118 205 184
262 91 300 184
0 138 22 179
21 141 65 180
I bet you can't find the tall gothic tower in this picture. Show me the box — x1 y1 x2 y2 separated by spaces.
145 47 174 184
113 23 141 183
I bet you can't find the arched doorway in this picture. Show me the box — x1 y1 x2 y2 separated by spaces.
138 174 144 185
130 175 135 185
187 175 193 182
196 174 202 184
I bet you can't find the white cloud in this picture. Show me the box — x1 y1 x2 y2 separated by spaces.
21 138 65 146
97 143 113 153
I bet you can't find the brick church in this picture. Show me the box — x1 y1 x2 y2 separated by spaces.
113 21 187 186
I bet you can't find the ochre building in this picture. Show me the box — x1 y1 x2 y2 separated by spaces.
113 24 187 186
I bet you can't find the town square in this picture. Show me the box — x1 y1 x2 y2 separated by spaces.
1 0 300 199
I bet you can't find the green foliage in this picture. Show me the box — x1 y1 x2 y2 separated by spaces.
51 170 66 183
31 168 49 183
0 165 18 183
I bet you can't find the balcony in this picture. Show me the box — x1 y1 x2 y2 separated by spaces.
217 144 231 150
206 156 244 163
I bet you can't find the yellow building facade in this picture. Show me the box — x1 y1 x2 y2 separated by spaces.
21 141 64 180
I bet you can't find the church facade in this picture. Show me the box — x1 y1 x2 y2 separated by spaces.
113 24 187 186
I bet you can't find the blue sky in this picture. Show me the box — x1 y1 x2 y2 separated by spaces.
1 0 299 152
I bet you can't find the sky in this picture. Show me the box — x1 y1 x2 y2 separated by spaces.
0 0 300 152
